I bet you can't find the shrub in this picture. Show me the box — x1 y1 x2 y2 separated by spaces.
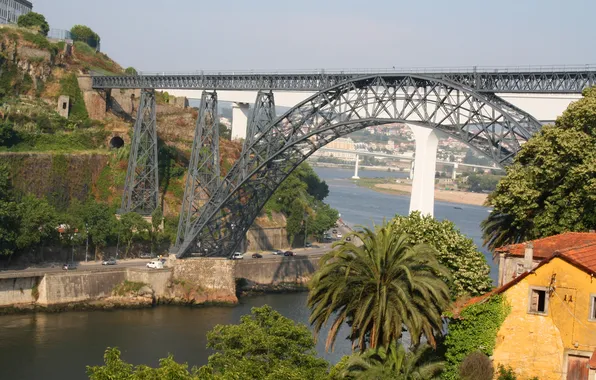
124 67 137 75
17 12 49 36
70 25 100 49
459 352 494 380
59 73 89 121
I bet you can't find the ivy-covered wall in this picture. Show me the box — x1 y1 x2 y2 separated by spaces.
1 153 109 209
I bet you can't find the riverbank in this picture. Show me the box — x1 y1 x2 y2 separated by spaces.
355 178 488 206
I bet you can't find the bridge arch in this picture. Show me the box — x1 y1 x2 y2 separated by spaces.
176 74 541 257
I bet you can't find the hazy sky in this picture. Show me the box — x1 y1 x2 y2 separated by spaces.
34 0 595 72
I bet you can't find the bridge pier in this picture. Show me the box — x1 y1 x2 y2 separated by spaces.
452 163 459 180
352 154 360 179
409 125 438 217
231 102 249 140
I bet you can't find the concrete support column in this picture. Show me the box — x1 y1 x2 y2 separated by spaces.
352 154 360 179
409 125 439 216
231 102 249 141
452 163 459 180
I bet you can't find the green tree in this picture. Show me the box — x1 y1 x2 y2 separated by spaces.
483 87 596 250
124 67 138 75
76 200 117 257
391 212 492 298
0 120 20 147
15 194 59 258
87 347 200 380
150 207 164 253
218 123 231 140
200 305 329 379
336 342 444 380
0 164 18 258
118 212 150 257
17 12 49 36
308 221 451 352
70 25 101 49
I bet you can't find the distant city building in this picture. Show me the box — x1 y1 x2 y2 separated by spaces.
0 0 33 24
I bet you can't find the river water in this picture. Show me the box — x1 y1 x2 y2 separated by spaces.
0 167 493 379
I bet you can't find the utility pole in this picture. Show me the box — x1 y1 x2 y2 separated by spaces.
85 224 89 263
304 212 308 248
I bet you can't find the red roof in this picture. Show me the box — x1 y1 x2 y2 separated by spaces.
456 241 596 314
494 232 596 259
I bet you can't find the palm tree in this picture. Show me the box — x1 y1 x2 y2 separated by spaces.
339 342 444 380
481 210 533 251
308 222 451 352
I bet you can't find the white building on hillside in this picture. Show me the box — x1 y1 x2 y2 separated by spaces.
0 0 33 24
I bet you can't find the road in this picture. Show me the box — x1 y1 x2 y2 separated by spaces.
0 223 356 275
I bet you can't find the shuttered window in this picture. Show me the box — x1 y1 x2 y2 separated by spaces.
528 287 548 315
590 295 596 321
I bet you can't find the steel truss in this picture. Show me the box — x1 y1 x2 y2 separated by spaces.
120 89 159 215
174 91 220 251
92 70 596 93
175 74 543 258
240 91 276 181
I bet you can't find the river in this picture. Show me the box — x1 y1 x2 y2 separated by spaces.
0 167 492 379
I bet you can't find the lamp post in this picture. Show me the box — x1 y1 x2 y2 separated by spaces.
85 223 89 263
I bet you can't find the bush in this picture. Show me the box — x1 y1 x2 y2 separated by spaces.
17 12 49 36
0 121 20 147
124 67 137 75
459 352 493 380
70 25 100 49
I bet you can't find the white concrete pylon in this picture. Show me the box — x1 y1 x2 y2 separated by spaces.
352 154 360 179
452 163 459 180
231 102 249 140
409 125 439 216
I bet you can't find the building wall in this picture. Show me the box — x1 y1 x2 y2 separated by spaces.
0 0 32 24
493 258 596 379
497 254 541 287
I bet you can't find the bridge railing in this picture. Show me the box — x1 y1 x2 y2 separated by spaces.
134 64 596 77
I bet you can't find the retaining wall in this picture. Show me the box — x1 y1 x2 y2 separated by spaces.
235 254 323 285
0 276 42 306
172 258 237 303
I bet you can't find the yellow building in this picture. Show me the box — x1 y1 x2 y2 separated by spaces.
471 241 596 380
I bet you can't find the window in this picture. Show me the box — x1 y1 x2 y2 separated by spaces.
528 287 548 315
516 262 525 275
590 295 596 322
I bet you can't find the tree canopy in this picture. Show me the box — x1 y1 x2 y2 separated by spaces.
391 212 492 298
17 12 49 36
70 25 101 49
87 306 330 380
308 221 451 351
482 87 596 250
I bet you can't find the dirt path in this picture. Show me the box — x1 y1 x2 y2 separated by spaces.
374 183 488 206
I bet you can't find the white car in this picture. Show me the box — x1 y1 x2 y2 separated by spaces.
231 252 244 260
337 233 343 238
147 260 164 269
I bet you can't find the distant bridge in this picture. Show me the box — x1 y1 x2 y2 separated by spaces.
92 65 596 93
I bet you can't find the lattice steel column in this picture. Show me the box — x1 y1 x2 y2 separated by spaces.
240 91 276 180
174 91 220 251
120 89 158 215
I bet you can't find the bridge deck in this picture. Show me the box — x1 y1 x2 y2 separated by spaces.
91 67 596 93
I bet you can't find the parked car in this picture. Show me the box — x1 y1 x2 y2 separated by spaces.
346 236 352 242
62 263 77 270
337 233 343 238
284 251 295 257
147 260 164 269
102 258 117 265
332 229 338 234
231 252 244 260
252 253 263 259
273 250 284 255
333 223 339 228
305 242 312 248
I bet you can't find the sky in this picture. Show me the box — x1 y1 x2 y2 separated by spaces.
34 0 596 72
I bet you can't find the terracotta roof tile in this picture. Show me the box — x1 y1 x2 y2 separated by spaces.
494 232 596 259
556 243 596 274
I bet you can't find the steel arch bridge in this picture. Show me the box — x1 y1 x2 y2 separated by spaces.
173 74 542 258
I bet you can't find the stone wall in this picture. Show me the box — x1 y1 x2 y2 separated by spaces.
246 227 289 251
172 258 237 303
126 268 171 297
235 254 323 285
36 269 127 305
0 275 42 306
